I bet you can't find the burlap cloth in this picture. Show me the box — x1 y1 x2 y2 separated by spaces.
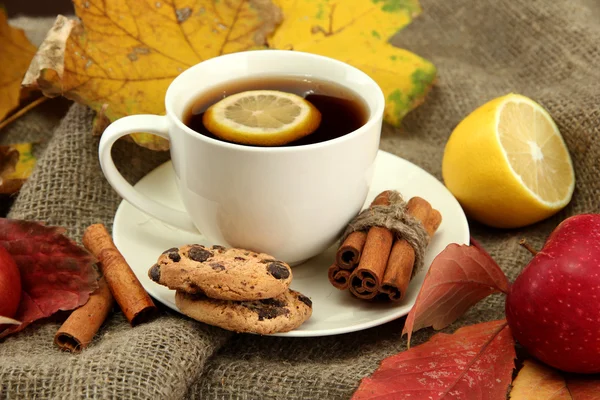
1 1 598 398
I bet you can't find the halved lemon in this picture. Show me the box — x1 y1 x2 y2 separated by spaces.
442 93 575 228
202 90 321 146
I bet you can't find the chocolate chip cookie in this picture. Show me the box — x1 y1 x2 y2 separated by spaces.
175 289 313 334
148 245 293 301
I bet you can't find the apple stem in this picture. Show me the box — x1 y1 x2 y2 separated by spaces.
519 239 538 256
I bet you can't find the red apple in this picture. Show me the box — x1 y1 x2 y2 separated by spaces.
506 214 600 373
0 245 21 319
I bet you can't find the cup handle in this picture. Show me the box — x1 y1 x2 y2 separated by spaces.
99 115 197 232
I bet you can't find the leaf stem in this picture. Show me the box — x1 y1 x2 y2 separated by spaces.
0 96 49 131
519 239 538 256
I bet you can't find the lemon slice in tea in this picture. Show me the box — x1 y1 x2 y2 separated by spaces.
202 90 322 146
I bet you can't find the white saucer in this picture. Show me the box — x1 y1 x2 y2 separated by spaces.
112 150 469 337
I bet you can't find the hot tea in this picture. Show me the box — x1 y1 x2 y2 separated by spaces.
183 75 369 147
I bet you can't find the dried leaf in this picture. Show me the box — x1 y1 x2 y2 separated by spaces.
510 360 570 400
567 380 600 400
269 0 436 126
0 219 98 338
0 143 37 194
402 244 510 346
23 0 283 151
353 320 516 400
510 360 600 400
91 103 110 136
0 9 37 122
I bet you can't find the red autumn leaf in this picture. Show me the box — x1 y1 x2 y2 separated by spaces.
510 359 600 400
0 219 98 338
402 243 510 346
353 319 516 400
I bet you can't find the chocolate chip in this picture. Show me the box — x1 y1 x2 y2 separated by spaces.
149 264 160 282
241 300 290 321
212 245 226 251
210 262 226 271
259 259 276 264
188 246 213 262
168 252 181 262
234 257 245 261
244 252 250 256
162 247 178 254
267 263 290 280
260 298 286 307
298 294 312 308
260 307 289 321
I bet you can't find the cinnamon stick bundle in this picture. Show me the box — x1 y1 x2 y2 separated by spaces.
328 191 442 302
55 277 114 352
83 224 157 326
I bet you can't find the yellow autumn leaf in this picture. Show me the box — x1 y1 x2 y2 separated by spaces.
0 9 37 122
0 143 36 194
270 0 420 49
270 0 435 126
23 0 282 150
510 360 572 400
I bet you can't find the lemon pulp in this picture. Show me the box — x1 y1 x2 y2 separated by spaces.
497 99 574 206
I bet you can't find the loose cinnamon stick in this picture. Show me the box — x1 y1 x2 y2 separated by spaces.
348 192 394 300
82 224 156 326
328 264 352 290
380 198 443 301
336 231 367 270
54 277 114 352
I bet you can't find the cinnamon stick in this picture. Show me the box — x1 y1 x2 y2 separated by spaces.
425 209 443 237
380 241 415 301
336 231 367 270
328 264 352 290
348 192 394 300
405 197 432 225
54 277 114 352
379 197 443 301
82 224 156 326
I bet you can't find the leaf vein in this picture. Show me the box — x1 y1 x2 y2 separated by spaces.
86 0 193 67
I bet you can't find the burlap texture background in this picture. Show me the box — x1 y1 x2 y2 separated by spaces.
1 0 599 398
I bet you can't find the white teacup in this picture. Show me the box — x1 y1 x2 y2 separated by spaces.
99 50 384 264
